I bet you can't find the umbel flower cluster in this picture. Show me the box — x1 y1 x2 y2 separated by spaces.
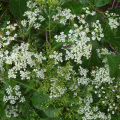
0 0 120 119
3 85 25 118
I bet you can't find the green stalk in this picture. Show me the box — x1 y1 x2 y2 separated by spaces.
11 79 39 92
48 6 51 47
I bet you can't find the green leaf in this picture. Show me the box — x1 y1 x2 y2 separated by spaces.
62 1 83 15
82 47 102 69
44 105 58 118
94 0 111 7
60 0 71 2
104 23 120 48
79 0 88 5
9 0 28 18
40 118 49 120
112 113 120 120
0 104 6 118
107 54 120 77
79 0 94 5
31 91 49 110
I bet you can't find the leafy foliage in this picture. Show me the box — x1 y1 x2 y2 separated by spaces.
31 91 49 110
9 0 28 18
94 0 111 7
0 0 120 120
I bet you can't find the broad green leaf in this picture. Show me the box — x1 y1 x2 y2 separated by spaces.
9 0 28 18
79 0 94 5
44 105 58 118
79 0 88 5
62 1 83 15
82 47 102 69
94 0 111 7
112 113 120 120
107 54 120 77
104 23 120 48
31 91 49 110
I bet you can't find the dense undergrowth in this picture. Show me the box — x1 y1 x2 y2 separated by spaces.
0 0 120 119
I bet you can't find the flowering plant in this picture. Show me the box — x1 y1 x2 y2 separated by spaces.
0 0 120 119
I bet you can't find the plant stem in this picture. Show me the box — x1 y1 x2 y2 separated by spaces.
48 6 51 46
11 79 39 92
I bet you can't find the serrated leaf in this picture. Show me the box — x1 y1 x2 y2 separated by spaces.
94 0 111 7
107 54 120 77
31 91 49 110
9 0 28 18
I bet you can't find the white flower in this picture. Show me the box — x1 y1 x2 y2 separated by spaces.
14 85 20 91
15 91 21 98
6 31 10 35
10 99 16 104
49 51 63 64
21 19 27 27
19 96 25 103
3 96 8 102
6 86 12 95
7 21 10 24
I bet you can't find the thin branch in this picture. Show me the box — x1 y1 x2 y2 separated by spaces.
112 0 116 9
0 5 8 21
14 39 26 43
106 41 119 56
115 2 119 8
45 30 50 45
38 42 46 50
0 37 25 43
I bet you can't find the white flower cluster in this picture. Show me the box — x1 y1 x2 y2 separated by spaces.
96 48 114 58
5 43 46 79
57 65 76 80
65 35 92 64
54 25 92 64
91 64 115 88
77 66 90 85
3 85 25 118
69 78 78 92
20 70 31 80
77 14 86 24
78 94 111 120
0 50 6 73
3 85 25 104
94 85 118 115
82 7 96 16
91 20 104 41
105 11 120 29
54 32 67 42
50 78 67 98
33 68 46 79
49 51 63 65
52 7 76 25
0 21 17 48
5 105 20 118
21 1 45 29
